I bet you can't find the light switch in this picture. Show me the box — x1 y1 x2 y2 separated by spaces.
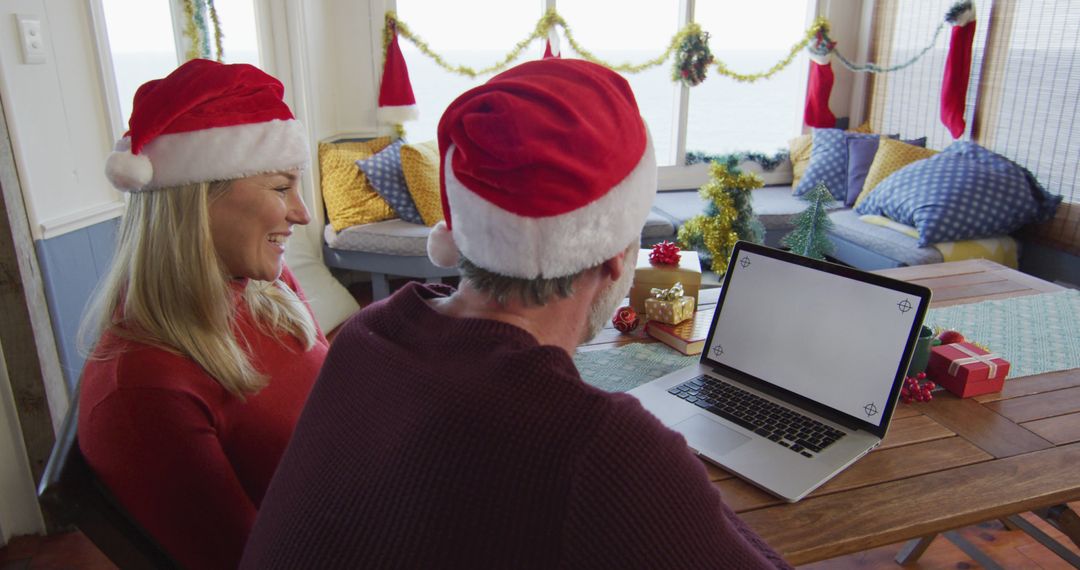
16 14 46 65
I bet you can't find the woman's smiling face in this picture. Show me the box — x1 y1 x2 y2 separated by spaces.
209 170 310 281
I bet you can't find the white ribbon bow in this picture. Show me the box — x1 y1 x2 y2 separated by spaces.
947 343 1002 378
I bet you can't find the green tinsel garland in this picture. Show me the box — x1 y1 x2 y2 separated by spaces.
685 149 790 171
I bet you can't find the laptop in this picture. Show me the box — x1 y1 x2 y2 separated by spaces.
628 241 931 502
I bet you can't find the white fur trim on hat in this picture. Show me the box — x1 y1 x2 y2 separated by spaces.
950 6 976 27
441 130 657 279
377 105 419 125
111 119 309 192
106 137 154 191
426 220 460 268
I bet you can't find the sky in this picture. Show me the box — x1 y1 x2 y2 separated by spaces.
102 0 259 55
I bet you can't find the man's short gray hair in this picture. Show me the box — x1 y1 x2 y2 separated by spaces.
457 256 585 306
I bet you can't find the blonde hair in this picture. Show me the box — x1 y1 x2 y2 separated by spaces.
78 180 319 396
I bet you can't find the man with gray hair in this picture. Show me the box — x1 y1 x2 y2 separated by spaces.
242 58 790 569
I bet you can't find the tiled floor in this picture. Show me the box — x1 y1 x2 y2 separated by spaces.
3 508 1078 569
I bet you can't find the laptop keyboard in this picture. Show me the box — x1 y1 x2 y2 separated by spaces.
667 375 846 458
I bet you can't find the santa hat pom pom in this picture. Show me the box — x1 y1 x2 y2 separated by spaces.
426 221 460 268
105 148 153 192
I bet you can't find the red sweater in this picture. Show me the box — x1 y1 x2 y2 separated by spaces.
79 269 328 570
242 282 790 569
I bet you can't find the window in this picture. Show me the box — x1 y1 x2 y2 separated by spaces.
867 0 1078 253
867 0 989 150
690 1 812 156
394 1 536 145
96 0 262 133
394 1 813 170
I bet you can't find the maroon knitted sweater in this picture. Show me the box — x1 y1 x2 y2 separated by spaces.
242 282 791 569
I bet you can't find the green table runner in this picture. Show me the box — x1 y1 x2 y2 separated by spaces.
576 290 1080 392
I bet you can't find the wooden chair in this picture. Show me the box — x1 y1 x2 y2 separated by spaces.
37 400 181 570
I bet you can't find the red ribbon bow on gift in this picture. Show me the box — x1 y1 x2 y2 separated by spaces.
649 241 681 265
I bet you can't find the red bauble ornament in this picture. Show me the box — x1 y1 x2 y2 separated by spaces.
938 330 966 344
612 306 639 333
649 241 681 265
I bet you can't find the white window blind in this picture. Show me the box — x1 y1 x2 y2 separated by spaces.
868 0 989 149
867 0 1077 253
976 0 1079 251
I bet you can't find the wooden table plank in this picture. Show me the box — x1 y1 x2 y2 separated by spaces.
879 414 954 450
986 386 1080 424
919 394 1053 458
915 270 1014 292
1022 412 1080 445
875 259 999 282
924 279 1033 304
719 437 991 513
890 404 923 420
741 442 1080 566
976 368 1080 403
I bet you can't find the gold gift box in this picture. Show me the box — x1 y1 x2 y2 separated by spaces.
644 295 696 325
628 248 701 313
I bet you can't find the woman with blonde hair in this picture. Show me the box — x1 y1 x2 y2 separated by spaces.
77 59 328 569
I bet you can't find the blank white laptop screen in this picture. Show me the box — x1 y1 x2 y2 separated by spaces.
703 251 922 427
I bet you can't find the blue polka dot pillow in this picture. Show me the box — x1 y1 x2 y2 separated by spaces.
794 129 880 201
855 142 1062 246
356 139 425 225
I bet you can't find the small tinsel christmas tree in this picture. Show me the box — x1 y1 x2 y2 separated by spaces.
677 158 765 275
781 181 836 260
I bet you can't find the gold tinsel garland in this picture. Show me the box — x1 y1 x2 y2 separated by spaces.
207 0 225 62
384 10 829 84
678 163 763 274
182 0 225 62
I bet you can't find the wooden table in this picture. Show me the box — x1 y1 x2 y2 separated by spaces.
583 259 1080 565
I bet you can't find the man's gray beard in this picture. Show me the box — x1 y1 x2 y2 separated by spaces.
582 255 637 343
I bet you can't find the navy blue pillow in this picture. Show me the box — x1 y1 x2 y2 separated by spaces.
845 136 926 207
356 139 426 225
855 142 1061 246
795 129 879 201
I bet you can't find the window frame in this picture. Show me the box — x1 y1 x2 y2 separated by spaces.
386 0 823 190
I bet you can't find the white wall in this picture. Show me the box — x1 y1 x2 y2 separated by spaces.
0 0 122 241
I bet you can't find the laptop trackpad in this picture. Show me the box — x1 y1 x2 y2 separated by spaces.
673 414 752 455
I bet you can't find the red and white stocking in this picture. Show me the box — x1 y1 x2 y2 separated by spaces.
804 52 836 128
941 3 976 138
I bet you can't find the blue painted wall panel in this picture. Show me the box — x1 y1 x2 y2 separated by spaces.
35 217 120 392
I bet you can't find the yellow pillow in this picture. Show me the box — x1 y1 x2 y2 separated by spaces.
788 134 813 190
319 137 396 232
848 121 876 134
400 140 444 226
854 138 939 207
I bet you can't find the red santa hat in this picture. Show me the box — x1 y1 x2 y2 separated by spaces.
427 59 657 279
377 24 419 124
105 59 308 192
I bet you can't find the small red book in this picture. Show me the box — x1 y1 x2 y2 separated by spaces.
645 306 715 355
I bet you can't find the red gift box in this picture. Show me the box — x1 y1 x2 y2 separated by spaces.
927 341 1010 398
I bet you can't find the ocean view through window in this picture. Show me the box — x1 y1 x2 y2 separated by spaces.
398 0 813 165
